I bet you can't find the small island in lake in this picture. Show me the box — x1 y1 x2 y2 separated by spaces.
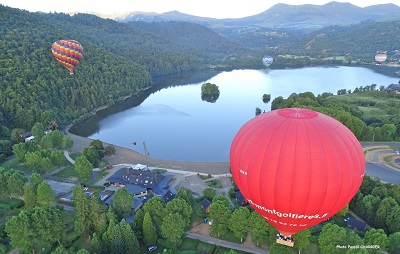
201 82 220 103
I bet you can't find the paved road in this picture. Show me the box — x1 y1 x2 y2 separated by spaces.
186 232 268 254
363 146 400 184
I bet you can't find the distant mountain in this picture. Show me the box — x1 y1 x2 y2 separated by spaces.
113 2 400 31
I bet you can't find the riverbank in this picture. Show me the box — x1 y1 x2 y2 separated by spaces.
65 124 230 175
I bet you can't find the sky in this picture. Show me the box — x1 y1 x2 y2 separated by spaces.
0 0 398 18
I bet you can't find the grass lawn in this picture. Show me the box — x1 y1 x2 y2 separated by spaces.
54 165 76 178
329 90 400 119
196 240 216 254
0 156 31 173
180 237 199 250
0 198 23 225
192 201 206 222
205 179 222 188
92 169 110 183
218 231 242 244
152 168 168 173
303 240 320 254
198 174 213 180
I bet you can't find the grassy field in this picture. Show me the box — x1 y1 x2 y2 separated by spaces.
54 165 76 178
0 156 31 172
205 179 223 188
329 90 400 120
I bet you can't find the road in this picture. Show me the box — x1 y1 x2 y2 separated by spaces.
363 144 400 184
186 232 268 254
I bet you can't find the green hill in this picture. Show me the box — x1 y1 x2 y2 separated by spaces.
0 5 258 132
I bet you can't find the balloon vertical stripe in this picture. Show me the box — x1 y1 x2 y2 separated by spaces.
51 39 83 74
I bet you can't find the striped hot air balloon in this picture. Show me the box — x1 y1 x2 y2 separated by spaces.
51 40 83 74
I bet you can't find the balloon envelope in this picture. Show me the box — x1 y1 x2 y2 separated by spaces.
230 108 365 235
51 40 83 74
375 53 387 64
262 55 273 67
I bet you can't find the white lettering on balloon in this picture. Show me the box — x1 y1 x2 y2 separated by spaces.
247 199 328 227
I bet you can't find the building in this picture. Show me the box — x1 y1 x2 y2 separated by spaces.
162 190 176 203
235 191 248 206
20 131 34 142
105 165 174 206
201 198 211 213
345 217 367 231
106 166 172 194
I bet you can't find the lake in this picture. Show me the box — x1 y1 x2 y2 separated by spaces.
71 66 400 162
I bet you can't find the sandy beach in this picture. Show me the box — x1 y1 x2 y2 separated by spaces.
65 124 230 174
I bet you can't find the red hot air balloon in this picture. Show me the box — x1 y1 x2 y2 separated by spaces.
51 40 83 74
230 108 365 238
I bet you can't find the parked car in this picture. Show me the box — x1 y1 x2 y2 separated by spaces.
148 245 157 252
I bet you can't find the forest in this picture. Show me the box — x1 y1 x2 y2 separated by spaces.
0 5 259 130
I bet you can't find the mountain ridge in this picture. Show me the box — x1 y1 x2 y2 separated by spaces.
101 2 400 31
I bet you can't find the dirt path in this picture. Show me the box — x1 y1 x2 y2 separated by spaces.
65 124 230 174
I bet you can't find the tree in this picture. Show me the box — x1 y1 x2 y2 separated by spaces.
386 205 400 234
336 203 349 217
133 209 145 240
7 171 26 197
318 223 347 254
165 198 193 229
40 130 64 150
37 181 55 206
142 212 157 246
82 146 101 167
31 122 45 141
212 195 231 208
203 188 216 200
73 186 91 239
29 172 44 190
0 168 11 198
176 188 194 205
262 94 271 103
51 245 70 254
112 188 133 219
74 155 93 182
387 232 400 254
62 136 74 151
105 145 116 156
90 233 104 254
228 207 249 242
76 250 90 254
90 139 104 150
23 183 37 209
293 228 311 252
89 192 107 235
224 250 237 254
107 220 139 254
375 197 397 230
268 242 293 254
363 228 388 253
209 202 231 237
161 213 186 248
5 207 65 254
248 211 274 246
142 197 166 231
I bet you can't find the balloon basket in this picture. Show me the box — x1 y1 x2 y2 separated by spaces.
276 238 294 247
276 234 294 247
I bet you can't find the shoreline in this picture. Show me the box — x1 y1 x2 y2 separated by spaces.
64 123 230 175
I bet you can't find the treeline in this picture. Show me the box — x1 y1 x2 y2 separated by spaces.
350 176 400 235
270 90 400 142
262 19 400 61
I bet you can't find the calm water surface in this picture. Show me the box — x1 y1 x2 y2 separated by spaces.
80 67 399 162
